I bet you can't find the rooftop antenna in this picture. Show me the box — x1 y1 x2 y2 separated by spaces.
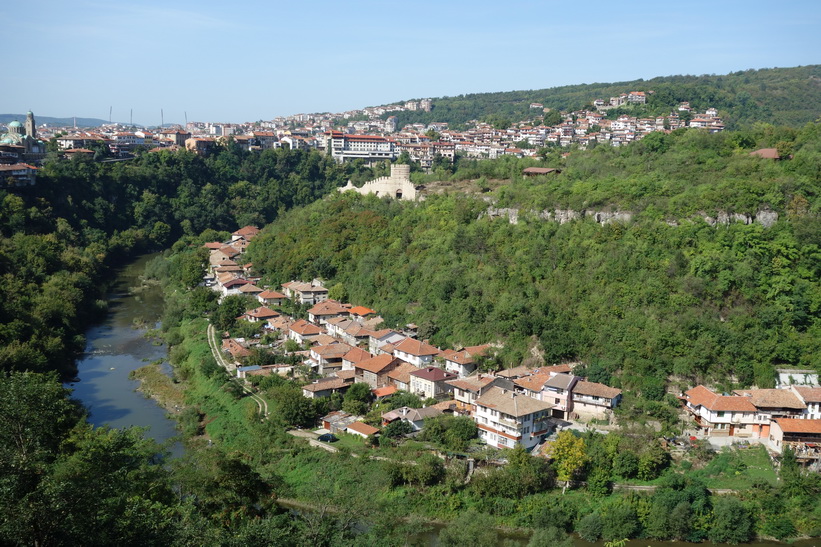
109 106 112 124
73 116 76 130
161 109 164 128
130 109 133 126
185 111 188 128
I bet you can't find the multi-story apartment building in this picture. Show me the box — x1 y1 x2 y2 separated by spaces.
474 387 553 450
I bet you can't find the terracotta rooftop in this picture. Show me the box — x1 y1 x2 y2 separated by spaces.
289 319 323 336
342 347 373 364
792 387 821 404
775 418 821 435
346 421 380 436
514 373 552 392
386 362 418 385
573 381 622 400
734 389 806 410
356 354 402 374
394 337 440 357
684 385 758 412
475 387 553 417
446 375 497 393
302 377 349 392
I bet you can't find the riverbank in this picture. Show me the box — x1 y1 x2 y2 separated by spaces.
130 361 187 413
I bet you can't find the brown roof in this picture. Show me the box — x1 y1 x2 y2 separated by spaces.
346 421 380 436
233 225 260 238
290 319 323 336
394 338 440 357
495 365 533 379
442 344 491 366
775 418 821 434
312 343 353 359
684 385 757 412
302 378 349 392
373 385 398 398
335 369 356 381
475 387 553 417
387 362 418 385
342 347 373 364
793 387 821 404
735 389 806 410
447 375 497 393
258 289 286 299
573 381 622 400
410 367 456 383
513 373 552 393
244 306 279 319
308 300 350 317
356 354 402 374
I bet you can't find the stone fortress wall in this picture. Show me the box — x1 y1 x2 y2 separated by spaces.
338 164 417 201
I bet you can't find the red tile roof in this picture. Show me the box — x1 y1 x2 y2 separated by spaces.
394 338 440 357
775 418 821 434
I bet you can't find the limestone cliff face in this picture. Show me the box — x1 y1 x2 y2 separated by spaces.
481 205 779 227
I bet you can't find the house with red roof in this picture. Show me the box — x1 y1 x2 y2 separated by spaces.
288 319 323 345
354 354 405 389
441 344 492 377
393 338 440 368
257 289 287 307
769 419 821 466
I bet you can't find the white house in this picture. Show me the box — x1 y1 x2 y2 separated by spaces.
473 387 553 450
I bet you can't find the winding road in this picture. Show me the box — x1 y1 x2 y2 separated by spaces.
206 322 269 418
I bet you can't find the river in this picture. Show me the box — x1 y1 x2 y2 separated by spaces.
67 253 180 450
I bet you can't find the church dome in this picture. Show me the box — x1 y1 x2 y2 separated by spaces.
8 121 22 128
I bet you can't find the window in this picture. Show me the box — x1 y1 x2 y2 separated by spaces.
716 411 725 418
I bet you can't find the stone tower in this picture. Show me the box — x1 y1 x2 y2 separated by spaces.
25 111 36 139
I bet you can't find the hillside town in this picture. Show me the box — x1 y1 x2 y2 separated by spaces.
1 90 725 186
207 225 821 468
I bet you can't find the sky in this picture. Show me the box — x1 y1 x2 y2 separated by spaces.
3 0 820 126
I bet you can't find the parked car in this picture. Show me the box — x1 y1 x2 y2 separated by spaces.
318 433 338 443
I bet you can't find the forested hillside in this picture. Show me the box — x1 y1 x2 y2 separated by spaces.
387 65 821 130
248 122 821 395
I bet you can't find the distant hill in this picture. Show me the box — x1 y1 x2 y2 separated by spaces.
385 65 821 130
0 114 115 128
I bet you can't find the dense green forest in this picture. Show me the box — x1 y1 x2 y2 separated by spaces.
387 65 821 130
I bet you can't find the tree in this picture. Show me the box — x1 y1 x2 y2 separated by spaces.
438 510 498 547
708 497 752 544
211 295 249 332
546 431 587 488
576 512 602 542
528 526 573 547
342 382 372 415
275 387 317 427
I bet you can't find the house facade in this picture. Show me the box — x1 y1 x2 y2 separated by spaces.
474 387 554 450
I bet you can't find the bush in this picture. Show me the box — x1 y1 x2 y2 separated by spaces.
576 512 602 542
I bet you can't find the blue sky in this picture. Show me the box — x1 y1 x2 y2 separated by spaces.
4 0 819 125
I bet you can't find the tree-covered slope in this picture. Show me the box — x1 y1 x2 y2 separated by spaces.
387 65 821 130
248 125 821 394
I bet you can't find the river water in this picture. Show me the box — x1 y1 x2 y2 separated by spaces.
68 254 180 449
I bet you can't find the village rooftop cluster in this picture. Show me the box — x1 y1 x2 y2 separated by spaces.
205 226 821 466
